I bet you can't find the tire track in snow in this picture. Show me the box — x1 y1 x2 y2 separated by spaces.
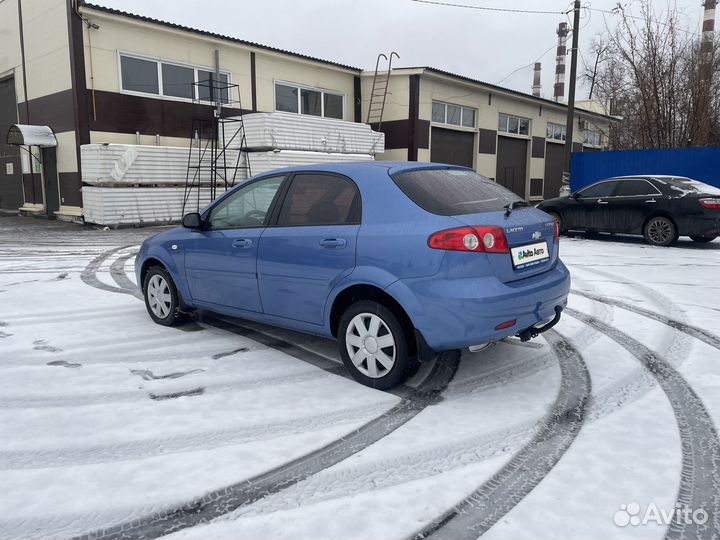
566 308 720 540
108 252 140 299
0 398 395 470
410 330 590 540
80 245 139 297
70 355 460 540
0 365 334 410
572 289 720 351
569 272 695 424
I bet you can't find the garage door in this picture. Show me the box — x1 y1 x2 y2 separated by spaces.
0 77 23 210
430 127 474 168
495 136 527 198
544 142 564 200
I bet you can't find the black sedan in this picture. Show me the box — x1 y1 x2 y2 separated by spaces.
538 176 720 246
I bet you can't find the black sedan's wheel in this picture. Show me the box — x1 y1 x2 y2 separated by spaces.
643 217 676 247
143 266 185 326
690 235 718 243
338 300 418 390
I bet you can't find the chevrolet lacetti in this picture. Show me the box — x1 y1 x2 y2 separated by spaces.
135 162 570 389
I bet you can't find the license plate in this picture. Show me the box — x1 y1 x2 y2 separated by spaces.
511 241 549 269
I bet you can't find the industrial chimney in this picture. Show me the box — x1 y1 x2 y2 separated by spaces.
702 0 717 54
554 22 569 102
532 62 542 97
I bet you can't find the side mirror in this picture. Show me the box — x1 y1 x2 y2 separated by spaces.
182 212 203 229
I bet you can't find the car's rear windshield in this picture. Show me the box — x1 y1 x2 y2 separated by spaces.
658 177 720 196
390 168 523 216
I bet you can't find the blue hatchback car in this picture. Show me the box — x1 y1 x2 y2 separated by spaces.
136 162 570 389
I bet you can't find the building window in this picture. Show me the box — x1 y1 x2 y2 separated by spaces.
161 64 194 99
584 129 602 146
499 113 530 136
121 56 159 95
431 101 476 128
198 70 229 104
274 82 344 119
324 93 344 120
119 53 231 104
547 122 566 141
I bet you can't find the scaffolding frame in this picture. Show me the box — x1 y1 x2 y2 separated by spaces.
182 76 252 215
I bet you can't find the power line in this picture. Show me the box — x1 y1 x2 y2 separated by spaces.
495 42 558 84
408 0 566 15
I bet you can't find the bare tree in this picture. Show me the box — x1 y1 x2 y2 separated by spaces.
585 0 720 149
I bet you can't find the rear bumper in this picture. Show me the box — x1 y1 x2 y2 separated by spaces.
677 215 720 237
388 261 571 351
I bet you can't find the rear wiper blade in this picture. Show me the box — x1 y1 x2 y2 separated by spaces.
504 200 532 215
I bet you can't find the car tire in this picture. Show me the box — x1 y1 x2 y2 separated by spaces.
690 235 717 243
643 216 676 247
547 211 563 234
338 300 418 390
143 266 186 327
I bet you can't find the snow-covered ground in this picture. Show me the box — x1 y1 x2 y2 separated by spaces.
1 215 719 540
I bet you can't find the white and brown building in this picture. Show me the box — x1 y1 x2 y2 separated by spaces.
0 0 614 220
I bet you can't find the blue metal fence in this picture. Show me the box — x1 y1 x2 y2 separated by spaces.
570 147 720 192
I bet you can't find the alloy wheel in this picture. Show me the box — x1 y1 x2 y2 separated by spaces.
345 313 396 378
147 274 172 319
647 218 672 245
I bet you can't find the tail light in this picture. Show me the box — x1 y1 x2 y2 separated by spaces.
428 226 509 253
699 198 720 209
553 218 560 243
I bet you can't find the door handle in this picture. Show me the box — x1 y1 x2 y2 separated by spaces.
645 199 657 203
232 238 252 248
597 200 609 205
319 238 347 248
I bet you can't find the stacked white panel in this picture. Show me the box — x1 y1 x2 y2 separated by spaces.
247 150 374 175
82 186 226 227
81 144 244 186
227 112 385 155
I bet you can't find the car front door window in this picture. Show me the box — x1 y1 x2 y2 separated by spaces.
577 181 617 199
209 176 285 230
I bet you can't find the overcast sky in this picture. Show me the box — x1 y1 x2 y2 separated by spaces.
96 0 706 100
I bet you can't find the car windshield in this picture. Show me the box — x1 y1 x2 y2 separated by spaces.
657 177 720 196
390 168 524 215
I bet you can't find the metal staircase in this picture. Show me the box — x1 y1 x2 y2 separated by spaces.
366 52 399 129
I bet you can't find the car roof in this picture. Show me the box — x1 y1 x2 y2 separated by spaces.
604 175 691 181
249 161 473 177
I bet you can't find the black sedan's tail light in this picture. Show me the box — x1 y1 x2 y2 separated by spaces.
699 198 720 209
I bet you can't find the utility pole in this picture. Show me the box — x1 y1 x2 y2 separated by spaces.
562 0 581 193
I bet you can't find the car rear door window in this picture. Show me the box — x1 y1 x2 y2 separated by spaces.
615 179 661 197
577 181 617 198
208 175 285 230
390 168 523 215
276 174 360 226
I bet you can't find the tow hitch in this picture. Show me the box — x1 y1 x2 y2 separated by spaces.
517 306 563 342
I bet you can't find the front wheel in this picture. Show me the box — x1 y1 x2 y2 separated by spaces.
143 266 185 326
643 217 676 247
690 235 717 243
337 300 418 390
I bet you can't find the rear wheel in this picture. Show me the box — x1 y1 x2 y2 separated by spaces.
690 235 717 243
338 300 418 390
143 266 186 326
643 217 676 247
